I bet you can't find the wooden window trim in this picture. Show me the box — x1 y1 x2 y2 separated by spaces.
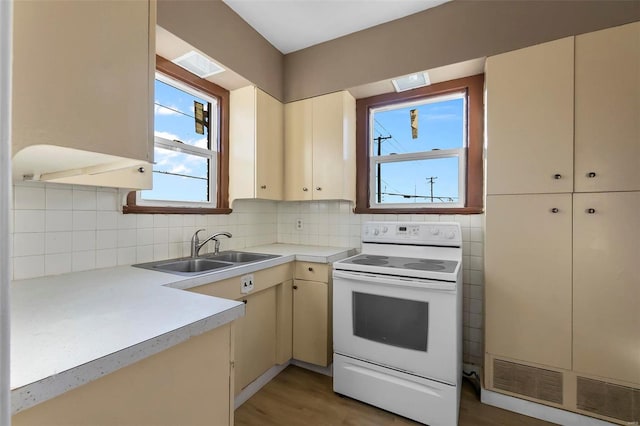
354 74 484 215
123 55 231 214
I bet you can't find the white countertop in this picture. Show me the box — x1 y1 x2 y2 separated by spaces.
11 243 354 414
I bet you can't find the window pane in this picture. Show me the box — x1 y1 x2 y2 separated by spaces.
154 79 214 149
141 147 210 203
375 157 459 204
372 95 464 156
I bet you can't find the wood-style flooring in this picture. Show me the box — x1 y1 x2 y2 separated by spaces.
235 366 556 426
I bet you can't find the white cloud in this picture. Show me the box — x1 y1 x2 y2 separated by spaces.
154 131 180 141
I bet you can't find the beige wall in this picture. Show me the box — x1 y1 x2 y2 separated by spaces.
284 0 640 101
157 0 284 101
157 1 638 102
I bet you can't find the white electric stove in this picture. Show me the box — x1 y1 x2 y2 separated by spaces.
333 221 462 426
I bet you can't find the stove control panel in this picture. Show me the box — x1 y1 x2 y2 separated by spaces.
362 221 462 246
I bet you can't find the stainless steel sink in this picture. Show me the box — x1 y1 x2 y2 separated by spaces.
133 251 280 276
205 251 278 263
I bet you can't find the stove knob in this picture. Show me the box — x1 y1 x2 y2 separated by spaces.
373 228 380 236
382 226 388 233
430 228 440 236
446 231 456 239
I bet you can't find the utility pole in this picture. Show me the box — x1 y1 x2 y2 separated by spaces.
426 176 437 202
375 135 392 203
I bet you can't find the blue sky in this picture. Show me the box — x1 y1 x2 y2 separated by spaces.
142 79 212 203
372 96 465 204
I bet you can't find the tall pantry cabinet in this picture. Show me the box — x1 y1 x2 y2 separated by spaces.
484 22 640 425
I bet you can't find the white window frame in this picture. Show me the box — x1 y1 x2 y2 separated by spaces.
136 72 219 208
368 92 467 209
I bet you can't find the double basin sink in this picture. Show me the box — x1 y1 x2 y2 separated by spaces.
133 251 280 276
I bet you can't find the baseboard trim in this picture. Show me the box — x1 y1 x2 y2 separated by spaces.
234 359 334 409
291 359 333 377
234 362 290 409
481 388 616 426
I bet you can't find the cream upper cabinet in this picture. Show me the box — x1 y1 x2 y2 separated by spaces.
284 98 313 200
11 0 155 189
575 22 640 193
485 194 572 370
230 86 284 202
486 37 574 195
573 192 640 385
284 91 356 201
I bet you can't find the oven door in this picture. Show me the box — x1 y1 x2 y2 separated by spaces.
333 269 458 385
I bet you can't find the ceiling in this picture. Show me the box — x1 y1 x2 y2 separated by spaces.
222 0 451 54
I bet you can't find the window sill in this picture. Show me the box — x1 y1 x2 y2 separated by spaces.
123 192 231 214
353 206 484 215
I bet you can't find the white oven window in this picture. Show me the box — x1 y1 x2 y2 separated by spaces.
352 292 429 351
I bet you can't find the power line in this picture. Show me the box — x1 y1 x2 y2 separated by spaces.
374 119 409 153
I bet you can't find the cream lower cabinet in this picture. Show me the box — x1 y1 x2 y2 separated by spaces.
13 324 234 426
485 194 573 370
284 91 356 201
485 192 640 424
188 263 293 395
573 192 640 385
229 86 284 202
11 0 154 189
292 262 332 367
235 287 277 392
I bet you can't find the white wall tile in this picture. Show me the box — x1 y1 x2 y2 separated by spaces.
96 191 118 211
136 245 154 263
13 255 45 280
97 211 118 230
96 230 117 250
45 188 72 210
14 185 45 210
117 247 136 265
72 230 96 252
117 229 136 248
95 249 117 269
45 210 73 232
14 210 45 233
72 250 96 272
72 188 97 210
45 232 72 254
14 233 45 256
72 211 97 231
45 253 72 276
137 228 153 246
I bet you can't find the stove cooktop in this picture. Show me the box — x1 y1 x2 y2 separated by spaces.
339 254 458 274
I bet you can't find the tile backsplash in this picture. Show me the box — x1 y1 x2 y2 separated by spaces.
10 182 484 366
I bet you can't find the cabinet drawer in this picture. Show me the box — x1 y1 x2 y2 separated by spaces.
295 262 329 282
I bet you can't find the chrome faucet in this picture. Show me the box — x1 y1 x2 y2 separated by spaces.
190 229 232 258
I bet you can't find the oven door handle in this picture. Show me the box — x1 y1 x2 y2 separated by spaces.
332 270 456 291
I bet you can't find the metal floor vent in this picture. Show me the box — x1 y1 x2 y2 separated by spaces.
577 376 640 423
493 359 563 404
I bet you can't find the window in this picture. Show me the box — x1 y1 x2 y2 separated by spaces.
355 75 484 214
124 55 230 214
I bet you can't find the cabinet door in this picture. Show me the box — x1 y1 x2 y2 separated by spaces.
293 279 329 366
234 287 277 393
312 92 355 200
256 90 284 200
486 37 574 195
573 192 640 384
12 0 152 162
284 99 313 201
485 194 572 369
575 22 640 192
